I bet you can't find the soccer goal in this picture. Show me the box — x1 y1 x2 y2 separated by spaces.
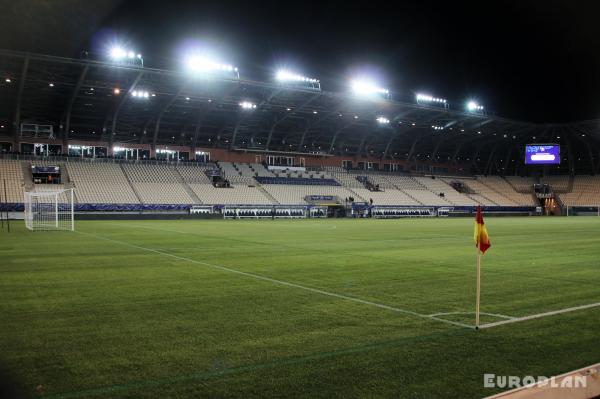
24 188 75 231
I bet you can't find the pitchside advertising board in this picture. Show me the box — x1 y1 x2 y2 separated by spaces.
525 144 560 165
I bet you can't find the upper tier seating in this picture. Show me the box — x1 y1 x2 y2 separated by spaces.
250 163 275 177
351 188 421 206
560 176 600 206
0 159 24 203
67 162 140 204
260 185 358 205
541 175 570 192
121 164 195 204
476 176 536 206
175 164 215 183
413 177 476 206
188 184 273 205
255 176 340 186
504 176 535 192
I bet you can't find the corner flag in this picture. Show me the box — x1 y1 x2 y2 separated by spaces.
474 205 491 329
474 206 491 254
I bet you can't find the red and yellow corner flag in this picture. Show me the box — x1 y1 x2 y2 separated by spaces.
474 206 491 254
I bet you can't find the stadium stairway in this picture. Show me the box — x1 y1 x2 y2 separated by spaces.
567 175 575 193
398 189 425 205
255 183 280 204
477 178 518 205
21 162 34 192
119 163 144 204
173 167 202 204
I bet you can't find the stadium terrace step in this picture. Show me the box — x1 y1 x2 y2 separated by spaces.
119 163 145 204
174 166 202 204
255 176 341 186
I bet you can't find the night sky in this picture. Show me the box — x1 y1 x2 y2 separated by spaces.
1 0 600 123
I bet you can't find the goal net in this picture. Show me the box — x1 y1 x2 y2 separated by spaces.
24 188 74 231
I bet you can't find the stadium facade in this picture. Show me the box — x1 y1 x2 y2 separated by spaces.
1 50 599 217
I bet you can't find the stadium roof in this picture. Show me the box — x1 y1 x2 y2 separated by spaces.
1 49 599 175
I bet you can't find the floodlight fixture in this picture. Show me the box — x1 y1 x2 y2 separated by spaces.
431 125 444 131
113 88 121 95
466 100 484 112
131 90 150 99
275 69 320 90
186 55 239 78
109 45 143 67
416 93 447 107
110 46 127 60
376 116 390 125
4 78 11 83
350 79 390 99
239 101 257 109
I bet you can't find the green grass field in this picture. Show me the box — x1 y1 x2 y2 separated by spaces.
1 217 599 398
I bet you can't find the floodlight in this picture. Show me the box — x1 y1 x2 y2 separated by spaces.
275 69 320 89
350 79 389 99
186 56 238 77
4 78 11 83
48 83 54 87
113 88 121 95
239 101 256 109
416 93 447 105
110 46 128 60
466 100 484 112
131 90 150 99
376 117 390 125
127 51 135 59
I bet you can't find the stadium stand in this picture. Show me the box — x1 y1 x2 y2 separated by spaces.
121 164 195 204
541 175 571 192
3 157 598 208
351 188 421 206
67 162 140 204
0 159 24 203
412 176 475 206
189 184 274 205
559 175 600 206
260 184 359 205
477 176 536 206
504 176 535 192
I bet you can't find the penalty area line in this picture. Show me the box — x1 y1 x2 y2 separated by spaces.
75 230 473 330
479 302 600 329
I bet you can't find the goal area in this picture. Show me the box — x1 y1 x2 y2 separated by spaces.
24 188 74 231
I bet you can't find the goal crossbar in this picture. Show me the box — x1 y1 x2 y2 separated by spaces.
24 188 75 231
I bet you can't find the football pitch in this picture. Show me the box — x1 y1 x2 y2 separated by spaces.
1 217 599 398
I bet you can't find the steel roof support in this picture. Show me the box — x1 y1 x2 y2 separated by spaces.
62 65 89 148
230 89 281 149
501 147 513 176
152 81 188 149
108 71 144 148
382 127 412 159
12 57 29 143
565 136 575 176
265 94 319 150
484 144 498 175
567 126 596 175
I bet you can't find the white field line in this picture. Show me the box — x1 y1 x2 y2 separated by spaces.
92 223 600 330
429 311 515 320
76 230 473 330
479 302 600 329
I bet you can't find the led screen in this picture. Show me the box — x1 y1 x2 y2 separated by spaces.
525 144 560 165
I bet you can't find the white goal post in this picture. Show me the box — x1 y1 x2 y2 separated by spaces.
24 188 75 231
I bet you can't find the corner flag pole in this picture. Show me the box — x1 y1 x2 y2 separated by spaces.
475 250 481 329
0 179 4 230
3 179 9 233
